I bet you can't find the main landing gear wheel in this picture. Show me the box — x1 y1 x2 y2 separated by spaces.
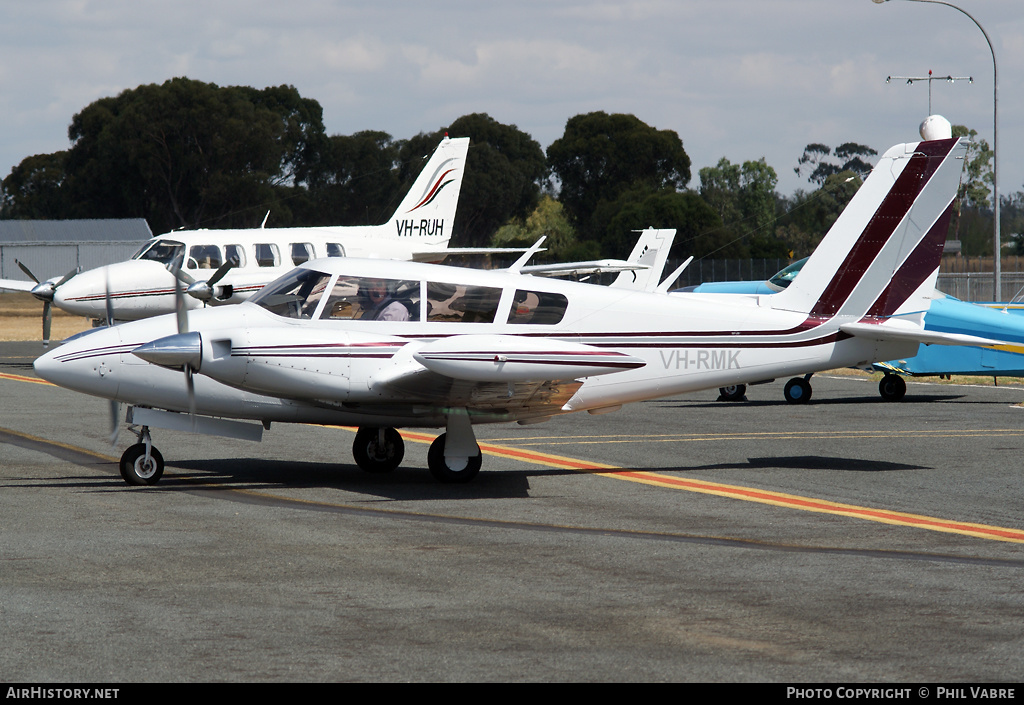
878 374 907 402
427 433 482 483
783 377 812 404
718 384 747 402
119 443 164 486
352 427 405 473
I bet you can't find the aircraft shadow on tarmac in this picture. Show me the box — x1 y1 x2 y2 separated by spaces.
668 392 968 409
674 455 929 474
152 457 548 500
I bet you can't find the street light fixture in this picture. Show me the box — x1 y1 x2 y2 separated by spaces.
872 0 1000 300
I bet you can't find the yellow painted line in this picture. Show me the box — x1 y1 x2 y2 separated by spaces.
379 428 1024 544
7 380 1023 544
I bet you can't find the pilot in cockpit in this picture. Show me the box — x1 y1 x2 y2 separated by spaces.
361 279 411 321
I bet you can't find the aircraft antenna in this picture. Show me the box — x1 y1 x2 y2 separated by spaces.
886 69 972 115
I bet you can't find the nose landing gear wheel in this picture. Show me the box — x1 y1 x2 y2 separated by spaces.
783 377 812 404
119 443 164 486
427 433 481 483
878 374 907 401
352 427 405 473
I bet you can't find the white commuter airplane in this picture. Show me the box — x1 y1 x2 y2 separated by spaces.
37 135 991 486
0 135 519 339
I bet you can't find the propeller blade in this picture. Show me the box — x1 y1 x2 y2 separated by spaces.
42 301 52 348
205 257 237 288
108 400 121 446
15 259 40 284
55 266 80 288
104 272 114 328
171 266 195 286
185 366 196 425
172 264 189 334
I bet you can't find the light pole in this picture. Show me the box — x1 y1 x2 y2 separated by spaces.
872 0 1000 300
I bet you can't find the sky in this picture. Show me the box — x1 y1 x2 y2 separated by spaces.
3 0 1023 203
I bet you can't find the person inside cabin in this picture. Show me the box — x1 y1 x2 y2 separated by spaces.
360 279 411 321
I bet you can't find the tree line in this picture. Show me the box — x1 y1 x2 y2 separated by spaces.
1 77 1010 263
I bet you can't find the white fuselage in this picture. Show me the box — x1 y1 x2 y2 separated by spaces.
36 258 917 431
51 226 453 321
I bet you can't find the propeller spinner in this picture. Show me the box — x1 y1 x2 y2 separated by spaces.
16 260 79 346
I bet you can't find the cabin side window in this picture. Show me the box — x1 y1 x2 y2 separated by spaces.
507 290 569 325
291 242 314 265
321 276 421 321
426 283 502 323
187 245 222 270
254 243 280 267
326 243 345 257
224 244 247 268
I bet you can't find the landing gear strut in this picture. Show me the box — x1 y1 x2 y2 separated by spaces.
427 409 482 483
119 426 164 485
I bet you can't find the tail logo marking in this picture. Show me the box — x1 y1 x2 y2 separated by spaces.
407 160 459 213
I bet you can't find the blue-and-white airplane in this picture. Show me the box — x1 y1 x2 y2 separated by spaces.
685 257 1024 402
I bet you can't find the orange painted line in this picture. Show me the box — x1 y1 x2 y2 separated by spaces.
386 429 1024 544
0 372 53 386
592 471 1024 543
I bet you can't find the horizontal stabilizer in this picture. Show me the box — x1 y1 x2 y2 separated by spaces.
413 334 646 382
520 259 648 277
841 321 1008 348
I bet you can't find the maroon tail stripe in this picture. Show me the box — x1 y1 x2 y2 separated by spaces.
864 200 956 318
809 138 957 316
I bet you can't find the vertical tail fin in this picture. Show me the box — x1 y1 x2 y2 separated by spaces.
388 136 471 245
609 228 676 291
771 137 967 321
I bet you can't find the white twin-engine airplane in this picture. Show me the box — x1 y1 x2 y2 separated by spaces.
36 136 989 486
2 135 513 337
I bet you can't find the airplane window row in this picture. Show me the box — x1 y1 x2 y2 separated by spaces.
250 269 568 325
132 239 347 270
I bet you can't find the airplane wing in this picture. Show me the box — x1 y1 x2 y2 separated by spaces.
0 278 37 293
409 247 533 263
334 334 646 416
840 321 1010 347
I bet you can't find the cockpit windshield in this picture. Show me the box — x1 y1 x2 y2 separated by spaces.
767 257 807 292
249 268 334 319
131 239 185 270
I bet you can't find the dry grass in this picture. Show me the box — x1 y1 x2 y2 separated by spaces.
816 363 1024 388
0 292 92 342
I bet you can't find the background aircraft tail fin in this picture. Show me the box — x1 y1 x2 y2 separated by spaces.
388 136 471 245
771 137 966 323
609 228 676 291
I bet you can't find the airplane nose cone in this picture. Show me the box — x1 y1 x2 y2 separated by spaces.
33 326 124 397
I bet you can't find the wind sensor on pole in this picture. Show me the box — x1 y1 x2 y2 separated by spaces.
886 69 972 114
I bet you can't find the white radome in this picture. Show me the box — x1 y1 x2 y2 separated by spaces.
920 115 953 141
